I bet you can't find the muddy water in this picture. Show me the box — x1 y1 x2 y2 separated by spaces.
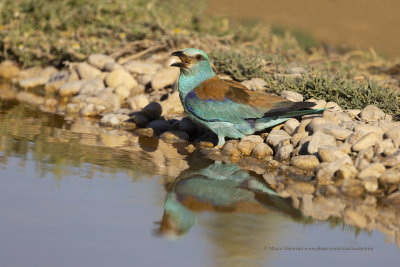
0 87 400 266
207 0 400 59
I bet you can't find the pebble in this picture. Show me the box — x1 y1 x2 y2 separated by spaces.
151 68 179 90
141 102 162 120
315 157 351 184
380 150 400 167
79 78 105 96
362 177 379 192
128 94 150 111
353 124 384 135
265 129 291 148
341 179 364 197
160 130 189 142
359 105 386 122
283 118 300 135
240 78 266 91
385 126 400 147
105 69 138 90
241 135 264 143
128 113 149 127
75 62 101 80
123 60 161 75
374 139 395 155
357 163 386 179
114 84 131 101
19 67 57 88
146 120 171 135
179 117 198 136
88 54 115 70
346 109 361 118
237 140 256 156
160 91 184 115
291 132 309 147
306 98 326 109
312 123 352 140
0 60 20 79
354 147 374 170
290 155 319 171
336 163 358 180
379 166 400 184
352 132 381 152
281 90 303 102
221 140 240 156
318 146 351 162
307 131 336 154
251 143 273 158
274 143 293 161
325 102 343 112
59 80 86 97
344 208 367 228
322 110 352 124
104 62 124 72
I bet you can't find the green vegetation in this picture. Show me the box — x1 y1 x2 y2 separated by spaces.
0 0 399 114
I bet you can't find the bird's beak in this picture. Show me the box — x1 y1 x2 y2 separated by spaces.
170 51 191 68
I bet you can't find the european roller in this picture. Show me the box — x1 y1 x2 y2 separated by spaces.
171 48 324 147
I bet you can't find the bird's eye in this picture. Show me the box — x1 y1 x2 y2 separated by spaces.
195 54 203 61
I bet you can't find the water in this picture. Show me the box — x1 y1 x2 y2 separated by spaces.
0 96 399 266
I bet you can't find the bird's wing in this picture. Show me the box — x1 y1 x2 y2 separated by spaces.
184 76 314 123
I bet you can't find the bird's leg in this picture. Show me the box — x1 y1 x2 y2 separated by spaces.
215 135 225 148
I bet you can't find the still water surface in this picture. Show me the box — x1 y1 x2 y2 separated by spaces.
0 97 399 266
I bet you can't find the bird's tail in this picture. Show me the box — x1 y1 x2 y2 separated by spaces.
254 108 325 131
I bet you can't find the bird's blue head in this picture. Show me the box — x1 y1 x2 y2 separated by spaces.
171 48 215 95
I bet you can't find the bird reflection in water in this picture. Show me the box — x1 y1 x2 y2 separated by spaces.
156 162 308 238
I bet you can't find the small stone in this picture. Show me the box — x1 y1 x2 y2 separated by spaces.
362 177 379 192
325 102 342 112
318 146 351 162
354 147 374 170
88 54 115 70
306 98 326 109
357 163 386 179
59 80 86 97
353 124 384 135
251 143 273 158
128 94 150 111
123 60 161 75
352 132 381 152
240 78 266 91
104 62 124 72
105 69 138 90
284 118 300 135
274 143 294 161
336 163 358 180
80 103 99 117
290 155 319 171
379 166 400 184
179 117 198 136
160 91 184 115
322 110 352 124
345 131 364 144
291 132 309 147
346 109 361 118
385 191 400 205
221 140 240 156
307 131 336 154
281 90 303 102
79 78 105 96
19 76 49 88
0 60 20 79
135 128 154 137
265 129 291 148
128 113 149 127
151 68 179 90
160 130 189 142
316 157 352 184
66 103 80 114
374 139 395 155
312 123 352 140
385 126 400 147
75 62 101 80
146 120 171 135
137 73 153 86
43 98 58 110
381 150 400 167
359 105 386 122
114 84 131 101
341 179 364 197
142 102 162 120
241 135 264 143
344 208 367 228
237 140 256 156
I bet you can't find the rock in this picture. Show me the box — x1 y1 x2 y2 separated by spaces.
151 68 179 90
45 71 70 93
160 91 184 115
281 90 303 102
318 146 351 162
179 117 198 136
128 113 149 127
284 118 300 135
385 126 400 147
291 132 309 147
346 109 361 118
322 110 352 124
221 140 240 156
307 131 336 154
237 140 256 156
105 69 138 90
160 130 189 142
0 60 20 79
341 179 364 197
352 132 381 152
274 142 293 161
128 94 150 111
75 62 101 80
16 92 44 105
59 80 86 97
315 157 352 184
295 118 312 134
345 131 364 144
65 103 80 114
381 150 400 167
362 177 379 192
290 155 319 171
357 163 386 179
241 135 264 143
312 123 352 140
18 67 57 88
344 208 367 228
354 147 374 170
240 78 266 91
265 129 291 148
251 143 273 158
336 163 358 180
359 105 386 122
123 60 161 75
146 120 171 135
114 84 131 101
88 54 115 70
80 103 99 117
306 98 326 109
43 98 58 111
141 102 162 120
79 78 105 96
325 102 342 112
379 166 400 184
374 139 395 155
96 88 121 112
104 62 123 72
385 191 400 205
14 66 42 81
353 124 384 135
